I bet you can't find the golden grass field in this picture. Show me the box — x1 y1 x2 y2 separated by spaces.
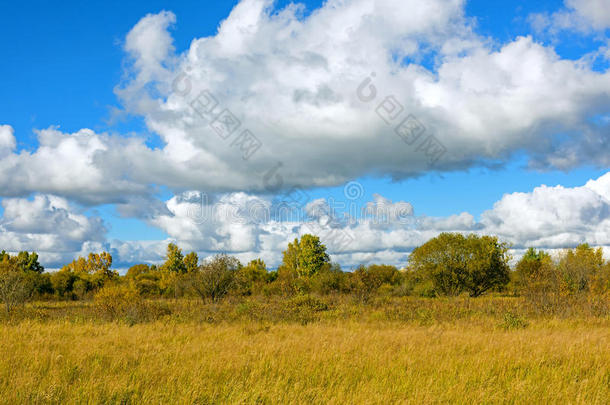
0 298 608 404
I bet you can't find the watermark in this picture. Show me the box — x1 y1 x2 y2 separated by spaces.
184 175 414 254
171 67 423 254
259 160 356 252
264 164 356 252
356 72 447 165
172 69 262 161
171 64 356 251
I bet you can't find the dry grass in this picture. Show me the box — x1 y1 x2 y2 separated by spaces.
0 298 608 404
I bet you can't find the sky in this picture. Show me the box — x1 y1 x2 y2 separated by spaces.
0 0 609 270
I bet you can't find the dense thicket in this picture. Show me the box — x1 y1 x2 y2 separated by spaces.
1 234 609 314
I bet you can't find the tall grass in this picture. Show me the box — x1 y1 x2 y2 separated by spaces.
0 296 609 403
0 315 608 404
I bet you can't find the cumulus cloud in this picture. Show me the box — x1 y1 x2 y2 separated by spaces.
0 1 609 203
3 172 610 269
480 172 610 249
0 127 155 204
0 195 108 267
0 125 16 156
127 172 610 268
567 0 610 30
123 0 610 192
1 1 610 268
124 10 176 82
529 0 610 34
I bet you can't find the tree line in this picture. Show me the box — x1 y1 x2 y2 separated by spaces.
1 233 609 313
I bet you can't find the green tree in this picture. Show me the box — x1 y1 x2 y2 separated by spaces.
280 235 330 278
15 251 44 273
235 258 268 295
87 252 116 288
409 233 511 297
163 243 186 274
514 248 555 291
514 247 559 309
57 252 117 296
349 264 401 301
183 252 199 273
125 264 162 296
50 270 77 298
311 263 349 295
185 254 241 302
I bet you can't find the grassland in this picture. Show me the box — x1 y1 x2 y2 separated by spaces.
0 297 608 404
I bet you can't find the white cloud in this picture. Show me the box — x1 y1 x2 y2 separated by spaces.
116 2 610 193
3 172 610 269
131 172 610 268
0 127 156 204
1 2 610 269
0 194 108 267
124 10 176 82
480 172 610 249
566 0 610 30
0 125 16 156
529 0 610 34
0 2 608 203
2 195 105 240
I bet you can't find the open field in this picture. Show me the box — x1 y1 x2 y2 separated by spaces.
0 297 608 404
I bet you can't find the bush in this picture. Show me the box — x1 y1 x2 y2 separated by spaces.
134 275 162 297
288 295 329 325
93 284 167 323
408 233 511 297
310 263 349 295
50 270 77 298
234 259 269 296
0 269 31 314
499 311 529 330
290 294 329 312
412 279 436 298
73 277 92 300
186 254 240 302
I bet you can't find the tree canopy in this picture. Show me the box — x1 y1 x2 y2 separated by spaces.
408 233 511 297
280 234 330 278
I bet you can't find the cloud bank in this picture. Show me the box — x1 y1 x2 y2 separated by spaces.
2 172 610 269
0 0 609 268
0 0 609 203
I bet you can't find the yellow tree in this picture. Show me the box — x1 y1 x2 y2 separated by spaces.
183 252 199 273
557 244 604 295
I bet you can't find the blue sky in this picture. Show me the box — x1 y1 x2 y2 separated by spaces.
1 0 609 268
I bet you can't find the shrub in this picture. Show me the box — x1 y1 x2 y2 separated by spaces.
499 311 529 330
290 294 329 312
310 263 349 295
133 275 162 297
94 284 164 323
234 259 269 296
408 233 511 297
0 266 31 314
186 254 240 302
288 295 329 325
590 263 610 296
556 244 604 295
50 270 77 298
72 277 92 300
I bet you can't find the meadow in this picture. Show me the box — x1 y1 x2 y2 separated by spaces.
0 296 608 404
2 238 610 403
